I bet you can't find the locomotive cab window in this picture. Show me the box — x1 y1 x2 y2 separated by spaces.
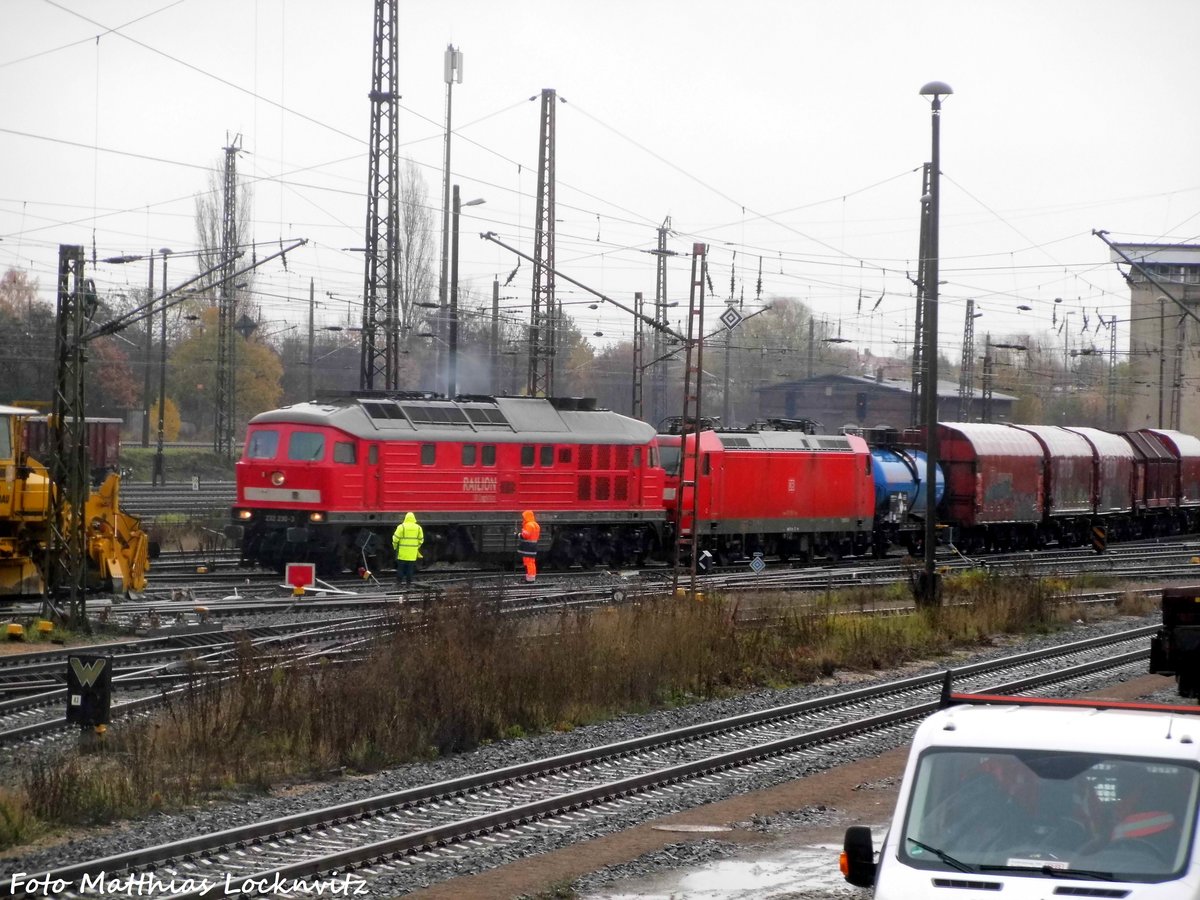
333 442 357 464
482 445 496 466
540 446 553 467
368 445 378 465
421 444 436 466
287 431 325 461
462 445 477 466
658 445 680 475
246 429 279 460
0 417 10 460
521 446 535 467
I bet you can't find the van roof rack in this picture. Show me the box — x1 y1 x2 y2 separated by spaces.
939 671 1200 715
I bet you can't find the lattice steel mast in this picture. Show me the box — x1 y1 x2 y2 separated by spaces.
672 244 708 598
957 298 975 421
48 245 92 625
651 217 673 426
528 88 557 397
214 135 241 456
360 0 401 391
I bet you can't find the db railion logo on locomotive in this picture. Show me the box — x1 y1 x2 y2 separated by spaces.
463 476 499 495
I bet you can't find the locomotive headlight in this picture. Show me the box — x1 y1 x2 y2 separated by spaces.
270 471 286 486
308 512 325 523
235 509 253 521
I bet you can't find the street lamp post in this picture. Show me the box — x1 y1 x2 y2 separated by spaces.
448 185 485 397
1159 297 1167 428
154 248 172 486
438 45 464 383
919 80 951 607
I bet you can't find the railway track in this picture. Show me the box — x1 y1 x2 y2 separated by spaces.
5 536 1193 638
0 615 395 746
119 481 235 526
36 625 1156 898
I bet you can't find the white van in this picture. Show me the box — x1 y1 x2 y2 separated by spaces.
841 689 1200 897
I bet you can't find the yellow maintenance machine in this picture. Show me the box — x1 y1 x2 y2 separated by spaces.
0 404 149 597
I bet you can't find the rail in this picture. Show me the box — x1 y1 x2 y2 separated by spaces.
119 481 235 525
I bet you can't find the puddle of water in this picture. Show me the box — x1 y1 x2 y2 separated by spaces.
583 842 854 899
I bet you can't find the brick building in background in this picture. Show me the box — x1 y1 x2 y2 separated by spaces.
755 373 1016 433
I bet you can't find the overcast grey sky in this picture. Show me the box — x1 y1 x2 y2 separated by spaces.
2 0 1198 364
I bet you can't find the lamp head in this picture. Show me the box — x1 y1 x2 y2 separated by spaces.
919 81 953 98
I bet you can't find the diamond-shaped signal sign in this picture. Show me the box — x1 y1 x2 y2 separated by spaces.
720 306 743 330
749 554 766 573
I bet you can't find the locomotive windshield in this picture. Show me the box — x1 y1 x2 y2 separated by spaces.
288 431 326 462
658 443 681 476
901 748 1199 882
245 429 279 460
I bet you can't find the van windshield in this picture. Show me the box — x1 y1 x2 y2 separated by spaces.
902 748 1198 883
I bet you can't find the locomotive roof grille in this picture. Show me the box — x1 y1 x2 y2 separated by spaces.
361 400 406 421
816 437 852 450
402 403 472 426
464 407 511 427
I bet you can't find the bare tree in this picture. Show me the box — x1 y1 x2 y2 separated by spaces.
194 159 254 309
398 158 436 351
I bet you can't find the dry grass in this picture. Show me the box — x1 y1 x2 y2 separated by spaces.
5 570 1144 842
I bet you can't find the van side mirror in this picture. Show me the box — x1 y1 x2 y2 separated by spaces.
840 825 877 887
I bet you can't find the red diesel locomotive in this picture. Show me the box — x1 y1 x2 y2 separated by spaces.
231 393 666 574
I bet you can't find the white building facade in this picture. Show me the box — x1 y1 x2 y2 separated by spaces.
1113 243 1200 435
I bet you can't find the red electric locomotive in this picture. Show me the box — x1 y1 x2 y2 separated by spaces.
231 393 666 575
665 423 876 564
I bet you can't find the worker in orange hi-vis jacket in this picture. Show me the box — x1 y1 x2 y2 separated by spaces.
517 509 540 582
